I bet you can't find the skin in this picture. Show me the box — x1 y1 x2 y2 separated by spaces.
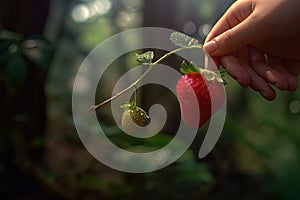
203 0 300 100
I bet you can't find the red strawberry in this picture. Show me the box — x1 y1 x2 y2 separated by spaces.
176 62 225 128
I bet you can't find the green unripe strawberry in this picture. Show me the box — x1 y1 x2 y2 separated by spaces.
121 101 150 134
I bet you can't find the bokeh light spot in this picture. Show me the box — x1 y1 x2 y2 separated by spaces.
183 21 196 35
289 100 300 113
199 24 212 38
72 4 90 23
92 0 111 15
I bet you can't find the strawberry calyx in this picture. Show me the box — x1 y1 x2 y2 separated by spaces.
120 101 136 110
180 60 225 84
120 101 147 115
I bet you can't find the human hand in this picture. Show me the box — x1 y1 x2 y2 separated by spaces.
203 0 300 100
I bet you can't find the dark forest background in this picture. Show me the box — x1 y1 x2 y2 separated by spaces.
1 0 300 199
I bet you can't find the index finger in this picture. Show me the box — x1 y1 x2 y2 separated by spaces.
205 0 253 43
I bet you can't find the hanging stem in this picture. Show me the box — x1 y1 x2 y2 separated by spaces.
134 86 137 104
89 45 203 111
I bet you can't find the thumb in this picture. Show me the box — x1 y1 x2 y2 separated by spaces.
204 1 265 56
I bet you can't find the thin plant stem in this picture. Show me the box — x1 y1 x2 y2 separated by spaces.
134 86 137 105
89 45 203 111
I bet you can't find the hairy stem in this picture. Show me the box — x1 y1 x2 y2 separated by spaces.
89 45 203 111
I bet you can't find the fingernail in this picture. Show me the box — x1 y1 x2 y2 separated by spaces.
266 71 276 83
204 40 217 55
267 71 281 88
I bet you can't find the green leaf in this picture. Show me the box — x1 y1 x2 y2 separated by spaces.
135 51 154 64
170 32 200 47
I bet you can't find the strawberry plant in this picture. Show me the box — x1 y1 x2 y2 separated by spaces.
89 32 226 129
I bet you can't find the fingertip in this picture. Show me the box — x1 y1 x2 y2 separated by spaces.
203 40 218 56
242 62 276 101
233 64 251 87
236 75 251 87
266 70 288 90
260 90 276 101
287 75 298 91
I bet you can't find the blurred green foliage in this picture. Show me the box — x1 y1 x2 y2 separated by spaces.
0 32 52 88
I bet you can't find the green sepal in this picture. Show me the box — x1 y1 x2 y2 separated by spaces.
135 106 150 120
180 61 226 84
179 60 201 74
120 101 135 110
120 101 150 119
218 67 229 85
